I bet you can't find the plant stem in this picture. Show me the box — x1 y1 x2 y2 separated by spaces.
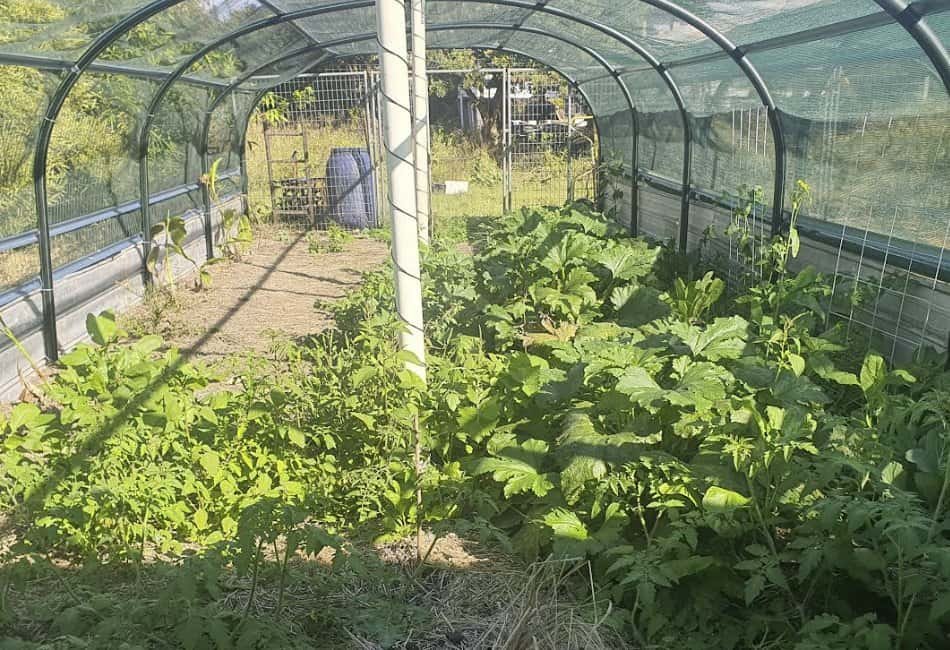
277 540 290 617
240 540 264 629
896 442 950 646
635 490 651 547
747 477 805 623
414 413 423 564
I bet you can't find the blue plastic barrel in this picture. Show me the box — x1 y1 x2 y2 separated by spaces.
325 147 377 229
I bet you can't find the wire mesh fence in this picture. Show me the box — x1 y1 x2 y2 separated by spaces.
244 66 599 230
506 69 597 210
246 71 383 231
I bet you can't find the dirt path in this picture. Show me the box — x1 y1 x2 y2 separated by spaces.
125 229 389 363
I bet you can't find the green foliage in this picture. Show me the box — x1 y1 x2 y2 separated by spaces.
430 199 950 647
3 196 950 648
256 87 319 127
663 271 724 324
147 213 208 291
307 223 352 255
207 156 253 262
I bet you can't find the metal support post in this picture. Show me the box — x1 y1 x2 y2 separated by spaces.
376 0 426 379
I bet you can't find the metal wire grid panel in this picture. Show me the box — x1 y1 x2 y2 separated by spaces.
504 68 596 211
247 66 599 228
428 68 507 219
818 202 950 363
248 71 383 231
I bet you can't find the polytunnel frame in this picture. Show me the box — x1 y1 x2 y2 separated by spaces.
131 0 688 244
450 0 786 239
181 22 642 250
18 0 950 361
25 0 756 359
138 0 378 266
234 43 609 175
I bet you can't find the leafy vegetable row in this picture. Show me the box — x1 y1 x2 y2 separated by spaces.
3 199 950 648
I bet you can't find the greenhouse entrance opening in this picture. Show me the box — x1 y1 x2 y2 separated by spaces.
245 64 599 229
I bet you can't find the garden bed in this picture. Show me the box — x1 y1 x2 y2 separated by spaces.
2 200 950 648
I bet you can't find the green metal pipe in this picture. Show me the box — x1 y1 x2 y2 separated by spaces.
32 0 187 361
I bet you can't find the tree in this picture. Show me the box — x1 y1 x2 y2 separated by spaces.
427 49 537 156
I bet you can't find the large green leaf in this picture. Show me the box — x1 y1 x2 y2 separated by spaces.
471 439 555 498
615 367 665 406
929 592 950 623
531 270 598 319
615 360 731 412
582 339 658 383
542 508 589 541
557 411 608 504
596 244 657 281
502 353 548 397
560 208 610 237
860 354 886 394
661 555 717 582
541 507 614 558
9 402 42 431
809 352 860 386
86 311 119 346
668 358 733 411
613 285 670 327
540 232 589 273
771 371 829 405
702 486 751 512
670 316 749 361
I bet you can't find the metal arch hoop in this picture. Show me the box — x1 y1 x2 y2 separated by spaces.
444 0 784 243
614 0 789 237
139 13 665 262
139 15 667 258
54 0 690 324
26 0 950 360
198 51 331 260
420 20 688 243
49 0 949 355
137 0 377 280
420 23 642 232
32 0 187 360
874 0 950 95
454 23 647 230
234 43 611 204
32 0 718 356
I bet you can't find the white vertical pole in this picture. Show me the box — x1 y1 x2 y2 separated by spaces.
376 0 426 379
410 0 431 243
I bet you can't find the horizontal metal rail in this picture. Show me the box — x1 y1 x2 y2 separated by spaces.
6 0 947 88
0 236 142 310
0 51 230 89
0 188 242 311
637 168 950 284
0 170 240 254
251 66 539 81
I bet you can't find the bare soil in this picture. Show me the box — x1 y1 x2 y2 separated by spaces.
124 228 389 363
